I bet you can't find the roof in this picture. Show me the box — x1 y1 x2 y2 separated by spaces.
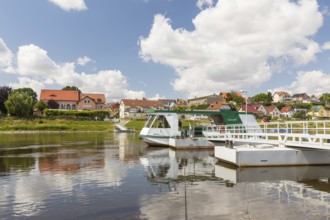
241 104 263 114
80 93 106 103
187 94 221 102
292 93 310 99
264 105 278 113
121 99 166 108
273 91 291 97
280 106 293 113
40 89 79 101
207 101 226 110
148 109 246 125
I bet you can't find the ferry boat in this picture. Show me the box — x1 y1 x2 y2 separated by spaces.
139 109 249 148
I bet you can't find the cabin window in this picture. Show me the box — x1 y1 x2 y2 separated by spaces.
145 115 156 128
151 115 170 128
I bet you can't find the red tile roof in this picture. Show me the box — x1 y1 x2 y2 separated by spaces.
207 101 226 110
280 106 293 113
264 105 277 113
241 104 263 113
40 89 79 101
80 93 106 103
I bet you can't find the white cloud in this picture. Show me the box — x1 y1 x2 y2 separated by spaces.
0 38 15 73
272 70 330 96
322 41 330 50
6 42 144 101
139 0 323 98
76 56 92 66
48 0 87 11
288 70 330 95
196 0 214 10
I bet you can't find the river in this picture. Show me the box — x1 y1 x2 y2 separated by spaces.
0 132 330 219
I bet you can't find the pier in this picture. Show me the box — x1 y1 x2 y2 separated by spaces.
203 120 330 167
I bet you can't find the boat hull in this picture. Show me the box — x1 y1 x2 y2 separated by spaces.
142 136 170 147
215 145 330 167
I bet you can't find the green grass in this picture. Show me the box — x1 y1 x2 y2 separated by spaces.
0 118 114 131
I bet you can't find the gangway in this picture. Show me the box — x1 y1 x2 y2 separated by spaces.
203 120 330 150
115 123 135 133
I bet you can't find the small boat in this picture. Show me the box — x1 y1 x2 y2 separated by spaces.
139 111 213 148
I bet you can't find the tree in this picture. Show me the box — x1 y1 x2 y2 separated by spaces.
5 93 34 117
62 86 81 93
0 86 13 114
320 93 330 105
225 91 245 105
47 100 59 109
251 92 272 105
13 88 38 105
34 100 47 113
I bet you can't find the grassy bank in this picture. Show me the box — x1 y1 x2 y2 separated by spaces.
0 118 114 132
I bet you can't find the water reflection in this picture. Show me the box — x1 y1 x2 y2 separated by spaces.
1 132 330 219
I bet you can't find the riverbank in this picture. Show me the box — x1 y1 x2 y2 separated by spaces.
0 118 115 132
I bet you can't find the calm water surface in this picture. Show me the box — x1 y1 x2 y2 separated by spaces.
1 132 330 219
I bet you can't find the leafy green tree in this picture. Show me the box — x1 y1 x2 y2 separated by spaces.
47 100 59 109
292 110 307 120
0 86 13 114
226 91 245 105
13 88 38 105
320 93 330 105
251 92 272 105
62 86 81 93
34 100 47 113
5 93 34 117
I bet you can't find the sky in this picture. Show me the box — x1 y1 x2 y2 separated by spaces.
0 0 330 102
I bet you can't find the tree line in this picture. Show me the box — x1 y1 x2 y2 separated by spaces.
0 85 80 117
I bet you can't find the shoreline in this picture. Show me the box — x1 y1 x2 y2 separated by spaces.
0 130 114 134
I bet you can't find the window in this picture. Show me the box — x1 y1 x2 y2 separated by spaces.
72 104 76 110
151 115 170 128
61 104 65 109
67 104 71 110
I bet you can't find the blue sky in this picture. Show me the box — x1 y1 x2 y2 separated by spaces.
0 0 330 101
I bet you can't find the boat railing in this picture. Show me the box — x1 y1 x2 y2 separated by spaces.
203 120 330 147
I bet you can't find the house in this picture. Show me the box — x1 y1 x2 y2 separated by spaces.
40 90 79 110
119 98 174 119
40 89 106 111
280 106 294 118
78 93 106 110
187 94 223 106
206 101 231 110
264 105 281 119
313 106 330 119
239 104 267 118
291 93 310 103
273 92 291 103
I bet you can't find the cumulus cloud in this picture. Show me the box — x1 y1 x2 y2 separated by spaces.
4 41 143 101
48 0 87 11
196 0 214 10
323 41 330 50
288 70 330 95
139 0 323 98
76 56 92 66
0 38 15 73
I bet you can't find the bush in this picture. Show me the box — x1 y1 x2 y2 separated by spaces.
44 109 110 121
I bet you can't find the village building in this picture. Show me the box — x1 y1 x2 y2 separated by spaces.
291 93 310 103
264 105 281 119
280 106 294 118
273 91 291 103
40 89 106 111
239 104 267 118
187 94 223 106
206 101 231 111
119 98 176 119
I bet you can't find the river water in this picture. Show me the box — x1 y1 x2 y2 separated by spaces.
1 132 330 219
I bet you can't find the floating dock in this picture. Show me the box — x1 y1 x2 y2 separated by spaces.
210 120 330 167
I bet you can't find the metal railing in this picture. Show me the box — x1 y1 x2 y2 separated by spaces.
203 120 330 148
